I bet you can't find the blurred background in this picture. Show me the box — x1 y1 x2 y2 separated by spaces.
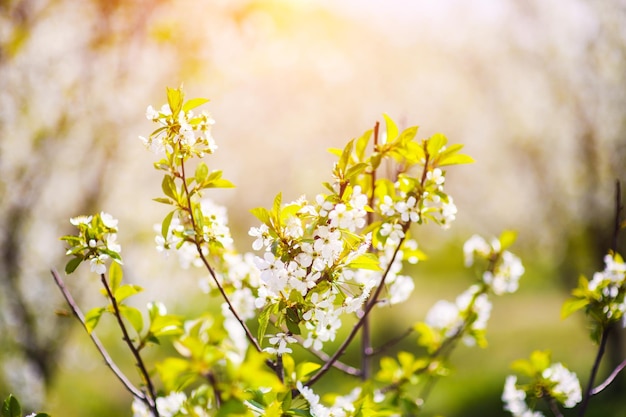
1 0 625 415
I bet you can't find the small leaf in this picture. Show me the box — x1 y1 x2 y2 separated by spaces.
84 307 106 333
65 256 83 274
166 86 183 115
162 210 176 239
206 178 235 189
161 175 178 201
195 162 209 184
561 298 588 319
119 305 144 334
355 129 372 161
153 197 175 205
348 253 381 271
2 394 21 417
114 284 143 303
183 97 210 112
383 114 398 142
109 261 123 294
250 207 271 226
426 133 448 157
498 230 518 251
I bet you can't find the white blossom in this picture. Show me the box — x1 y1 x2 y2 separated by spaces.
542 363 582 408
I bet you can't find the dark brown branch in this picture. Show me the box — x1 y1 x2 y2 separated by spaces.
179 159 263 353
50 269 148 403
99 273 159 415
578 326 611 417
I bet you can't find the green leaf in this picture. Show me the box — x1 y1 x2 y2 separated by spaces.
161 175 178 201
65 256 83 274
109 261 123 294
114 284 143 303
183 97 210 112
119 305 144 334
337 139 355 175
383 114 398 142
162 210 175 239
84 307 106 333
498 230 518 251
2 394 21 417
296 362 321 381
206 178 235 188
561 298 588 319
153 197 175 205
426 133 448 157
355 129 372 161
348 253 381 271
250 207 271 226
195 161 209 184
166 86 183 115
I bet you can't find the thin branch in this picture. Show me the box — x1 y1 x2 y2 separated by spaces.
612 179 622 253
547 396 564 417
591 358 626 395
50 269 148 403
99 273 159 416
578 326 611 417
367 327 414 357
361 120 380 381
292 335 361 377
180 159 263 353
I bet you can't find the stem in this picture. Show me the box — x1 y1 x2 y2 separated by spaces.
592 358 626 395
292 335 361 377
179 159 263 353
611 179 622 253
100 273 159 416
50 270 154 411
578 326 611 417
205 371 222 408
361 121 380 381
548 396 564 417
368 327 414 357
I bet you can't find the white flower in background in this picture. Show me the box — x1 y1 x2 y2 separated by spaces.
388 275 414 305
502 376 544 417
156 391 187 417
542 363 582 408
297 382 331 417
69 215 92 226
426 300 461 337
463 235 492 267
484 251 525 295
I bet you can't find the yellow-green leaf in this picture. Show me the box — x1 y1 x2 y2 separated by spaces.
84 307 106 333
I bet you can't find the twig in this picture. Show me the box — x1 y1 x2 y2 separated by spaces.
548 396 564 417
99 273 159 416
292 335 361 377
367 327 414 357
578 326 610 417
361 121 381 381
50 269 149 404
611 179 622 253
180 159 263 353
591 358 626 395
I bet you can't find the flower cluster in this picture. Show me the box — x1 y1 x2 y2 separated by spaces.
502 360 581 417
251 188 374 351
132 391 209 417
464 233 525 295
586 253 626 325
61 212 122 274
139 94 217 159
155 198 234 269
297 382 363 417
425 284 492 347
